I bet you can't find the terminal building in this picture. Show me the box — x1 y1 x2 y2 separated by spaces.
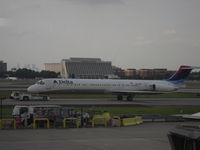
61 58 113 79
0 61 7 73
44 63 61 73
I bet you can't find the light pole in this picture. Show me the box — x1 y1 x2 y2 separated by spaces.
0 97 6 120
0 98 2 120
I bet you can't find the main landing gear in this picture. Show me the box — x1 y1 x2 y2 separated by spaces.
117 95 135 101
127 95 134 101
117 95 123 101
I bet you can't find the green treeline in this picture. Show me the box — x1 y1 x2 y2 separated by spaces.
0 68 59 79
118 71 200 80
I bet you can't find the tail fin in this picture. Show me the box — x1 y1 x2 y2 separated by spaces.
168 65 193 81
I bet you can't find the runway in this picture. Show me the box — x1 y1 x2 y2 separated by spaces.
0 122 178 150
2 97 200 108
1 85 200 108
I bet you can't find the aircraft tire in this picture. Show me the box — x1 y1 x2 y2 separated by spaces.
23 96 29 101
43 96 48 101
117 95 123 101
127 95 133 101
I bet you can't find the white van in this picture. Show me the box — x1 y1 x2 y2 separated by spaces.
10 91 50 101
12 105 60 117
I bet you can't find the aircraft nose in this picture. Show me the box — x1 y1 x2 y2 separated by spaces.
27 85 35 93
27 86 32 92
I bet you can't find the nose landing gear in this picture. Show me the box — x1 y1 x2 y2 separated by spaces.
117 95 123 101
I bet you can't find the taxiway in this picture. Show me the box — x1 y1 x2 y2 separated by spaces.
2 97 200 108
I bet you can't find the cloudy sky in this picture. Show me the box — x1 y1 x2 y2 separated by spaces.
0 0 200 70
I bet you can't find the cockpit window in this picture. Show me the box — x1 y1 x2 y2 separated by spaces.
36 80 45 85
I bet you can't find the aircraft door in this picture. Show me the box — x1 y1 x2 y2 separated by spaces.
149 84 156 91
152 84 156 91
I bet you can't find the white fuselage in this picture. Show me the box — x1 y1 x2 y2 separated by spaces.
27 78 178 94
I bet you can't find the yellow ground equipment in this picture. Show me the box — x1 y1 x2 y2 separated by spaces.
121 116 143 126
33 118 50 129
92 112 111 127
63 118 80 128
0 119 16 129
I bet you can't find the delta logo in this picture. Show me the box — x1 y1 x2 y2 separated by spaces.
53 80 73 84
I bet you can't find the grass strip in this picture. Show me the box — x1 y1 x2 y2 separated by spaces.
0 108 13 116
1 107 200 116
78 107 200 115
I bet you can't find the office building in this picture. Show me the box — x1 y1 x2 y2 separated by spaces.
0 61 7 73
44 63 61 73
124 69 137 77
138 69 154 79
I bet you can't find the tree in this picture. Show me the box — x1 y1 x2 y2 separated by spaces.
15 68 36 78
0 68 59 79
39 70 58 78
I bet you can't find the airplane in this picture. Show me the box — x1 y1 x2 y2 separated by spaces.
27 65 199 101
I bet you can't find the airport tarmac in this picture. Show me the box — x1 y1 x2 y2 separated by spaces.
2 97 200 108
0 122 189 150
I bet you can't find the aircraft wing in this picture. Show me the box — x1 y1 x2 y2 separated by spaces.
110 89 200 94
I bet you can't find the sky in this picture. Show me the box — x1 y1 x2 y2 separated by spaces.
0 0 200 70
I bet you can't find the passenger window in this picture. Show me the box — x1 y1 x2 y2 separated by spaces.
40 81 45 85
36 80 45 85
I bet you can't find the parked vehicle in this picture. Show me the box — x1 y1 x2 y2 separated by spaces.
10 91 50 101
12 105 76 120
12 105 60 116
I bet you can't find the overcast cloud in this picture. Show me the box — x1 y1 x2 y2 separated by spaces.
0 0 200 70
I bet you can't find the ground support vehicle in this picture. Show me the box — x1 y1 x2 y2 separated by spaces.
10 91 49 101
